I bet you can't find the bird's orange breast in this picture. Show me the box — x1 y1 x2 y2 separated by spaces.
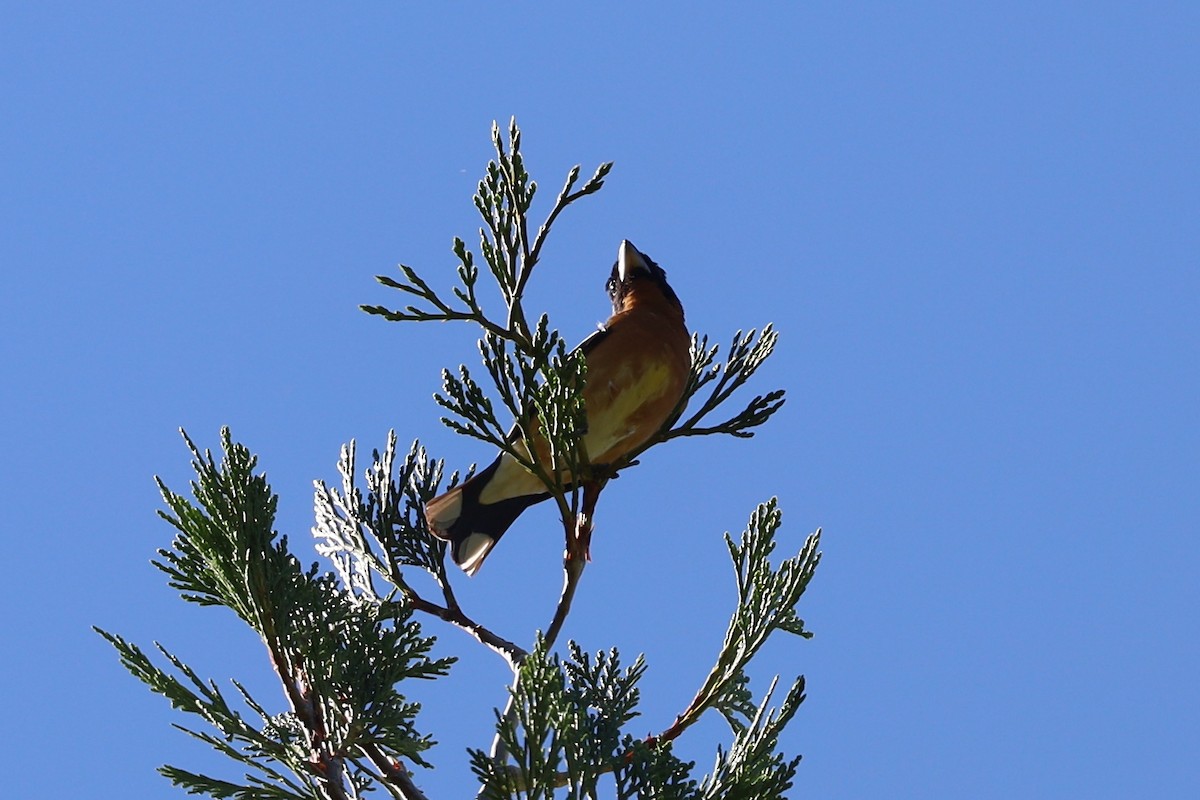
580 307 691 464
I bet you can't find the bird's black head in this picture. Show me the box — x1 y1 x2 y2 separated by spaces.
606 240 683 317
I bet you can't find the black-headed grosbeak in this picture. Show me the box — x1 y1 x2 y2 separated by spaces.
425 240 691 575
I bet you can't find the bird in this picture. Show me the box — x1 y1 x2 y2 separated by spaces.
424 240 692 576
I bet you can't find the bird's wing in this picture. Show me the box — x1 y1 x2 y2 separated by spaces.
574 325 610 357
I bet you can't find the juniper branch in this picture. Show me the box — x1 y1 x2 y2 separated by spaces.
697 676 807 800
660 500 820 743
366 118 611 372
469 499 818 799
313 432 527 668
667 326 786 440
362 251 513 345
105 430 452 800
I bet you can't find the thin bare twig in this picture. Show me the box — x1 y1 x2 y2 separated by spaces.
482 673 523 795
545 480 601 646
383 595 526 672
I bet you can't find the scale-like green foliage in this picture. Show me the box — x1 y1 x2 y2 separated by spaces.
101 430 452 800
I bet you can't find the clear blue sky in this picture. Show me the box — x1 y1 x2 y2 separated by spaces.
3 4 1196 798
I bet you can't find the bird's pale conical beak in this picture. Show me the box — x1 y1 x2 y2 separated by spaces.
618 239 647 282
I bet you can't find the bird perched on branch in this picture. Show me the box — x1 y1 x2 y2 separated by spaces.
425 240 692 575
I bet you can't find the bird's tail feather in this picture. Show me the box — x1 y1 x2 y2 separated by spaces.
425 459 547 576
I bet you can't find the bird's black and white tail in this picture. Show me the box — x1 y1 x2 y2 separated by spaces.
424 458 547 576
